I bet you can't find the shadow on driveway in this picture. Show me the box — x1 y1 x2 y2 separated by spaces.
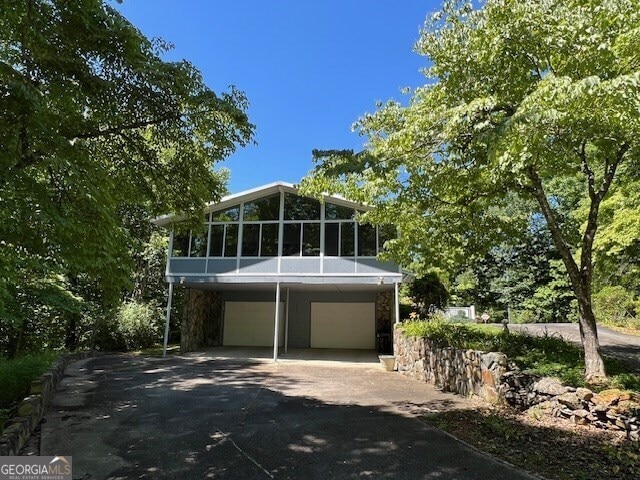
41 354 536 480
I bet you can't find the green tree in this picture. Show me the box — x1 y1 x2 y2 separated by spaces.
408 272 450 314
302 0 640 381
0 0 254 356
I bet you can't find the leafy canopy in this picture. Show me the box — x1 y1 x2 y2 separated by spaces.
302 0 640 274
0 0 254 353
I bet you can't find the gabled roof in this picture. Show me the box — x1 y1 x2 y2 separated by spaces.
152 180 370 227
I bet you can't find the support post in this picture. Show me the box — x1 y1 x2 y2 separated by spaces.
394 282 400 324
284 288 290 354
273 282 281 362
163 282 174 358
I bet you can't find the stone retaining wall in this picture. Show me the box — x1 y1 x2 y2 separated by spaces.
394 327 640 441
393 327 507 403
0 351 95 456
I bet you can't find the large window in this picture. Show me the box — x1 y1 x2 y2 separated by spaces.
284 193 320 220
325 202 354 220
212 205 240 222
172 233 190 257
324 222 355 256
170 193 396 259
190 231 208 257
357 224 376 257
243 194 280 221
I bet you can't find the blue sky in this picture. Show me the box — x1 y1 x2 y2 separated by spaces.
113 1 440 192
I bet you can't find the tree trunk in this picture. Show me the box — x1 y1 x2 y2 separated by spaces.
526 164 608 381
576 295 606 383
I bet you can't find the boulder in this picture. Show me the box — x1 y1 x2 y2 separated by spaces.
532 377 569 396
556 392 582 410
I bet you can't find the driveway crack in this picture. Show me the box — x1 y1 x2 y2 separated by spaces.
214 429 274 478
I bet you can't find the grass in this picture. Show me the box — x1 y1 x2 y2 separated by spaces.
399 320 640 391
0 350 63 430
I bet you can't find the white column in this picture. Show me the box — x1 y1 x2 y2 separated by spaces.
162 282 174 358
284 288 290 354
273 282 281 361
394 282 400 324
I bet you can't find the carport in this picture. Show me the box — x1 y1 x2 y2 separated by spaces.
162 279 404 360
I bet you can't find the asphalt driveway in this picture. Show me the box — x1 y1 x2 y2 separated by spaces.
504 323 640 371
41 354 537 480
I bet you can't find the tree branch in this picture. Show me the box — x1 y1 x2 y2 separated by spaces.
526 164 582 293
579 143 628 285
68 112 182 141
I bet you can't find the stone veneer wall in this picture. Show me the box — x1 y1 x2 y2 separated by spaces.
375 291 394 353
181 288 222 353
0 351 95 456
394 327 508 403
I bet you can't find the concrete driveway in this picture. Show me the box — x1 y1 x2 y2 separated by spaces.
41 353 537 480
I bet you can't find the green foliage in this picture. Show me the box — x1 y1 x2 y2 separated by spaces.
303 0 640 379
0 1 252 356
0 351 62 409
116 301 164 351
408 272 450 312
593 286 637 328
95 301 163 351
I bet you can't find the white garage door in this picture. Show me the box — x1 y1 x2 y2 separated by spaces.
310 302 375 349
223 302 285 347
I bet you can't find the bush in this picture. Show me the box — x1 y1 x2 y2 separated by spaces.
593 286 636 326
94 301 163 351
0 351 62 408
116 301 164 350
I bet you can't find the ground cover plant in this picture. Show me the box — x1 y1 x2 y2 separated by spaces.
0 351 62 430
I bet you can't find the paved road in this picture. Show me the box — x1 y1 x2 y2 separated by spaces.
41 354 537 480
505 323 640 371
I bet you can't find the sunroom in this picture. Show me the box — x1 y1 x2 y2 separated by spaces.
154 181 409 360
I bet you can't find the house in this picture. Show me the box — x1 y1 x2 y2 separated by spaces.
153 181 410 359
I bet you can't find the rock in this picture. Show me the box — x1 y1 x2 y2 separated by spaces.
576 387 594 402
592 389 622 407
533 377 569 396
573 409 590 418
556 392 582 410
480 352 507 369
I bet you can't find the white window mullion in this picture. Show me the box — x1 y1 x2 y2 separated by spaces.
277 190 284 273
237 203 244 272
320 202 325 273
299 222 303 257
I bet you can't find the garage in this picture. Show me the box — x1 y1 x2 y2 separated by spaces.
223 301 285 347
310 302 375 349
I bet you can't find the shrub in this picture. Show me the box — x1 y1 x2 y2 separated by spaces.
94 301 164 351
0 351 62 409
116 301 164 350
593 286 636 326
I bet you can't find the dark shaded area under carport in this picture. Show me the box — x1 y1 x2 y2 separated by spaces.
41 355 536 480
